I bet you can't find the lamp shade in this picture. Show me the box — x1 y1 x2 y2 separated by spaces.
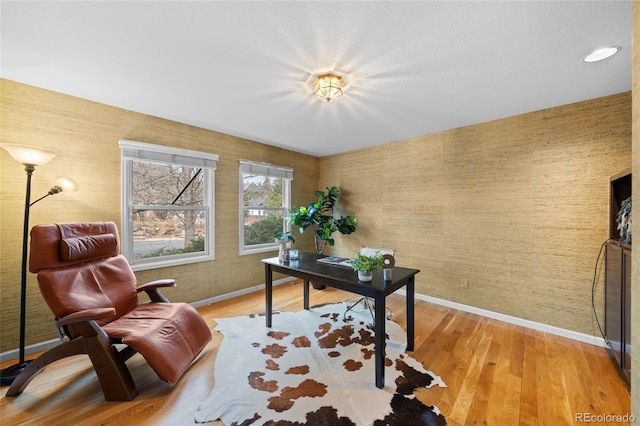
1 144 56 166
313 73 344 102
55 176 79 193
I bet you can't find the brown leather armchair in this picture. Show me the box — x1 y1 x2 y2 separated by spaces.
6 222 212 401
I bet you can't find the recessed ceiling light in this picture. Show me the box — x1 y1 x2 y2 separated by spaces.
583 47 620 63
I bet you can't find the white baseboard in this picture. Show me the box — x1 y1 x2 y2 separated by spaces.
0 277 296 363
191 276 295 308
1 277 605 363
0 338 61 364
395 289 607 348
193 282 608 348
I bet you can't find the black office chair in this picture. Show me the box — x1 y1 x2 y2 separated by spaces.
343 247 395 326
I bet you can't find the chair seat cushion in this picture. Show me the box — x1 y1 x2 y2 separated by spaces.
102 302 211 384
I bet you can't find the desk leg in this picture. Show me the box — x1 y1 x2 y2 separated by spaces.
303 280 310 310
406 276 415 351
374 294 385 389
265 264 273 328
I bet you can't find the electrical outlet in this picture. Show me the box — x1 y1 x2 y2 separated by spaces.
461 279 469 289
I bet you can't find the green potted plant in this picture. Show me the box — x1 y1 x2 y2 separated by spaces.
273 230 295 243
348 252 384 282
289 186 358 255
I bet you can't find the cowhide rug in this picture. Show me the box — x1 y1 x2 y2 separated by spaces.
195 302 447 425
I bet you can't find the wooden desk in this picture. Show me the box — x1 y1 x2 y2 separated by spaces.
262 253 419 389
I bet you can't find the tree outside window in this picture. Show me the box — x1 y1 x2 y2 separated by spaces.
120 140 217 270
239 161 292 255
132 161 205 258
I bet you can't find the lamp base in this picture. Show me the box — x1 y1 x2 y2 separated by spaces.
0 360 32 386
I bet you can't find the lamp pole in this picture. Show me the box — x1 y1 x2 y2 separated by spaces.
0 144 77 386
17 164 36 366
0 162 39 384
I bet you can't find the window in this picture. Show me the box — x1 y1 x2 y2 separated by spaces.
239 160 293 255
119 140 218 271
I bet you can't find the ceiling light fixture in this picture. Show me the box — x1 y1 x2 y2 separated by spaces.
313 73 344 102
583 46 620 63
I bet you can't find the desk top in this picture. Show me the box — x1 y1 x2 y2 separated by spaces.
262 252 419 296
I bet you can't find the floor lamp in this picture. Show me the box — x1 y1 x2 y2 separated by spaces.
0 144 78 386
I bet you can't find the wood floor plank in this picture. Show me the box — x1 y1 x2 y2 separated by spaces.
0 280 630 425
519 328 539 425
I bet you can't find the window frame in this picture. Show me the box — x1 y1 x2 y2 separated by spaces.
119 139 218 271
239 160 293 255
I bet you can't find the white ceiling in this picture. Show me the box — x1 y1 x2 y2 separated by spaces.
0 1 632 157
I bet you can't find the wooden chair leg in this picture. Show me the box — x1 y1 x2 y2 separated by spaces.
6 336 138 402
6 339 88 397
82 337 138 401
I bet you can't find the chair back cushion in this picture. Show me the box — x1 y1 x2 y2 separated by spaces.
60 233 118 263
30 222 121 272
30 222 137 326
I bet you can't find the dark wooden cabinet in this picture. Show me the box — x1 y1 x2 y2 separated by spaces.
604 170 631 390
623 249 631 375
605 242 631 389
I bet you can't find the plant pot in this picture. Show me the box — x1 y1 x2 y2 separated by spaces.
312 249 327 290
311 282 326 290
357 271 373 282
275 239 289 263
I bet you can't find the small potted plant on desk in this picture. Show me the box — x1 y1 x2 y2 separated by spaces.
348 252 384 282
273 230 295 263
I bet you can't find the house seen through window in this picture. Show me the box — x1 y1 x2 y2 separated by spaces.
119 140 218 271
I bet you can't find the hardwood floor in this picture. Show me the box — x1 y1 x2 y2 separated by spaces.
0 280 630 425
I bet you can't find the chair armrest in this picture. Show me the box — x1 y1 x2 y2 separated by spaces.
136 279 177 292
57 308 116 328
56 308 115 341
136 279 176 303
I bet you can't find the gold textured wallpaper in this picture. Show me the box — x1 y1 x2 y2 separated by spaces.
319 92 631 336
0 78 633 361
0 79 318 353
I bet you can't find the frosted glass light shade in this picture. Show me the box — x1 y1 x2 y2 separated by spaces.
55 176 79 192
313 73 344 102
1 144 56 166
29 175 79 206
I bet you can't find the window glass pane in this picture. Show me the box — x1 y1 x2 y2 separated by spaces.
242 174 283 208
133 160 204 207
239 162 291 255
244 209 284 246
120 139 217 270
132 209 206 260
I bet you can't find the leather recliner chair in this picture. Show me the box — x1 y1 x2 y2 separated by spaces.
6 222 212 401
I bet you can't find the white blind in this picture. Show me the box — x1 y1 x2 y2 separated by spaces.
119 139 218 169
239 160 293 180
